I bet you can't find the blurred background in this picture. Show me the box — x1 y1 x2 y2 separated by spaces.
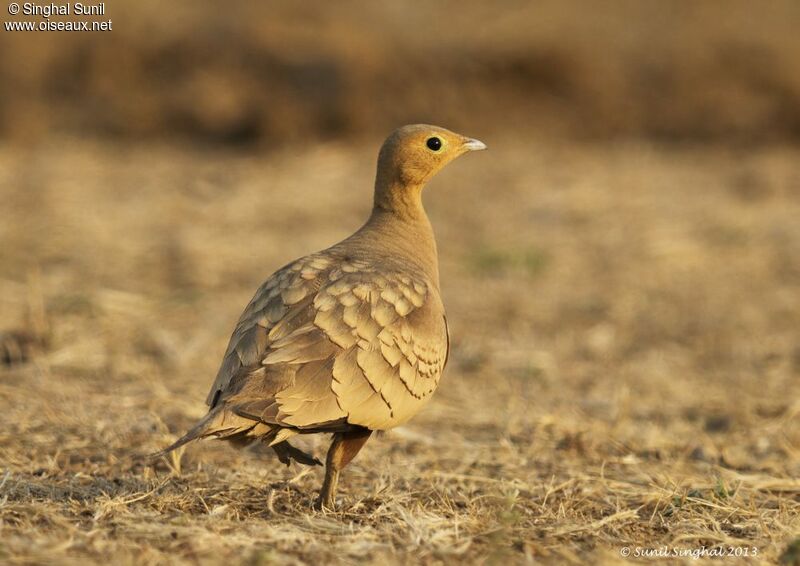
2 1 800 145
1 1 799 563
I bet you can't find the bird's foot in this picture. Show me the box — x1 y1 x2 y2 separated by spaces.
313 489 336 511
271 440 322 467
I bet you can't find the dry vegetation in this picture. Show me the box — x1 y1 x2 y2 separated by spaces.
0 134 799 564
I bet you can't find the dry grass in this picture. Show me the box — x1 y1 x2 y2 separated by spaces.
1 135 799 564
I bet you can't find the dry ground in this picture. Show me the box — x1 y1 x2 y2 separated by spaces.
1 136 799 564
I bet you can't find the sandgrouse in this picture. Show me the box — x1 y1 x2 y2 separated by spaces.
154 124 486 509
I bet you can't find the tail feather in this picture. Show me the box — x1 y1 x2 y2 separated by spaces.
148 407 320 468
149 406 242 459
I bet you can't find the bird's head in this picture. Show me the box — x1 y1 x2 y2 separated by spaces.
374 124 486 215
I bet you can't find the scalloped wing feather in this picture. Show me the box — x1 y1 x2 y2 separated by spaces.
205 253 448 434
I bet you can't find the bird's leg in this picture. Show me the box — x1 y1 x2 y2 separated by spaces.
315 428 372 510
271 440 323 467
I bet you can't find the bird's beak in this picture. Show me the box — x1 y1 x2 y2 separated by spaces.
462 137 487 151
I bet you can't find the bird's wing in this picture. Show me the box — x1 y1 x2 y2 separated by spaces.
208 254 448 432
206 252 335 407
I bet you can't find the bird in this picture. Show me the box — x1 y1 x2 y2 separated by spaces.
152 124 486 509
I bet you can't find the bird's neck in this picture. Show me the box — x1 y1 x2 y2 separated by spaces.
372 179 426 221
352 185 440 288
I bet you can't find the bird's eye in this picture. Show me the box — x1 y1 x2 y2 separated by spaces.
426 137 442 151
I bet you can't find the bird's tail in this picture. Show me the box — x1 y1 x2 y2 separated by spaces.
148 407 321 467
148 406 256 459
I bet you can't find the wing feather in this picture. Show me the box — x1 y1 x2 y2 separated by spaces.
205 252 448 433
